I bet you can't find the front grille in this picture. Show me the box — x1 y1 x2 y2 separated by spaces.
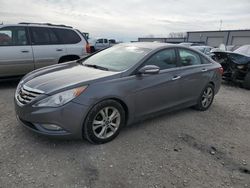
17 85 44 105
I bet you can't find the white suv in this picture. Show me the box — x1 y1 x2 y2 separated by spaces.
0 23 90 78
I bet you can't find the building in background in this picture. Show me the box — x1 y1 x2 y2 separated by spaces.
187 30 250 47
138 29 250 47
138 37 186 43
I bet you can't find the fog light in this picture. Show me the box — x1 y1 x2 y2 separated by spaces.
38 123 63 131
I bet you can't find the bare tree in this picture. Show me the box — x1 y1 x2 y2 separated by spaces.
143 34 155 38
168 32 187 38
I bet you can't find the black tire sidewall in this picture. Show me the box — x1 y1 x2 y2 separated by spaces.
243 73 250 90
83 100 125 144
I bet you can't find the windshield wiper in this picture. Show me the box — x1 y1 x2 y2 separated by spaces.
83 64 109 71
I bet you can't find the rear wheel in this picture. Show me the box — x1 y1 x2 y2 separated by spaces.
242 72 250 90
195 84 215 111
83 100 125 144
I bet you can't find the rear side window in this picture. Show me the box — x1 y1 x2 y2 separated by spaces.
201 56 212 64
178 49 201 66
143 49 177 70
53 28 81 44
48 29 60 44
0 26 28 46
30 27 50 45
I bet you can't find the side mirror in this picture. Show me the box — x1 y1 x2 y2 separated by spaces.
138 65 160 75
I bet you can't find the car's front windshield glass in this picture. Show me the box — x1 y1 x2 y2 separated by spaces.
82 45 151 71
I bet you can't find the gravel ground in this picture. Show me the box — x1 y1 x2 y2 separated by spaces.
0 81 250 188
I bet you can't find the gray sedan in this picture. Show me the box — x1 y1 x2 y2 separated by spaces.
15 42 222 144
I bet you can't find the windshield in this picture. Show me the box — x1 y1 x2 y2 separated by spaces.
234 45 250 57
83 45 151 71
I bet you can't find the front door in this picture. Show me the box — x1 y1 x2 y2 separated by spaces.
134 48 182 117
0 26 34 77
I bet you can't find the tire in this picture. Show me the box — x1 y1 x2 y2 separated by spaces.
194 83 215 111
83 100 126 144
243 72 250 90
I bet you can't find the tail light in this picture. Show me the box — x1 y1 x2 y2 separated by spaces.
86 43 91 54
218 67 224 75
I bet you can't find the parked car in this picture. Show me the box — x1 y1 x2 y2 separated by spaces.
0 23 90 78
192 46 214 56
89 38 116 52
15 42 222 144
211 45 250 89
109 39 116 44
179 42 205 47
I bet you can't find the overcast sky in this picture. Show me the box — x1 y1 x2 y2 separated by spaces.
0 0 250 41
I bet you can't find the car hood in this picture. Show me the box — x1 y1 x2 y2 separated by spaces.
22 62 121 94
212 51 250 65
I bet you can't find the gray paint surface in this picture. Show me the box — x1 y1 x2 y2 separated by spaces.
14 43 222 139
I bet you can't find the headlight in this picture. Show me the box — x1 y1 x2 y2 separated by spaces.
237 65 245 69
33 86 87 107
15 80 24 98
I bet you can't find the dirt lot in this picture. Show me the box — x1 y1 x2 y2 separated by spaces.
0 81 250 188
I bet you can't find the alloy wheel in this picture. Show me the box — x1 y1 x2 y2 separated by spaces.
201 87 213 108
92 107 121 139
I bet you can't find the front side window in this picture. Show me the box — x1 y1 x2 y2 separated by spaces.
178 49 201 66
0 27 28 46
143 49 177 70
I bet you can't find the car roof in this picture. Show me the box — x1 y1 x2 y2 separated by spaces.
0 23 74 30
192 46 213 48
118 42 183 50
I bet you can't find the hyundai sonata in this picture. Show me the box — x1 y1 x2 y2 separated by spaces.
15 43 222 144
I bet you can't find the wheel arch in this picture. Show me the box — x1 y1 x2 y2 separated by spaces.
82 97 129 131
81 97 130 142
58 55 80 63
96 97 129 125
208 81 215 87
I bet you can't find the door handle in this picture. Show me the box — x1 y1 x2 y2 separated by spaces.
201 68 208 72
21 50 29 53
172 76 181 81
56 49 63 51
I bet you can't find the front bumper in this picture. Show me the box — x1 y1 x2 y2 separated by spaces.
15 100 89 139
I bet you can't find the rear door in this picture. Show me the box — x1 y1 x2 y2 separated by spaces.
54 28 85 58
176 48 213 104
0 26 34 77
134 48 183 117
30 27 66 69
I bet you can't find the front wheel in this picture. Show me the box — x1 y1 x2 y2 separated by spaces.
195 84 215 111
83 100 125 144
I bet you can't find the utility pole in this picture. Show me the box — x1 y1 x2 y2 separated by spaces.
219 20 222 31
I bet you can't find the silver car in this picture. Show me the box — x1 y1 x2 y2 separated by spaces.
0 23 90 78
15 42 222 144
